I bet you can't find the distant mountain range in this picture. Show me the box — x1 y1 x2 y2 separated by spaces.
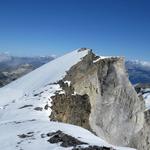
0 52 149 87
125 60 150 84
0 53 54 87
0 53 54 71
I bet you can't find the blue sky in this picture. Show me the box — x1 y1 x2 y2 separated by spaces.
0 0 150 61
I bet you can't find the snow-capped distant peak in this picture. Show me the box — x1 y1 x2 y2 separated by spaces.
127 60 150 68
50 54 57 58
0 52 12 62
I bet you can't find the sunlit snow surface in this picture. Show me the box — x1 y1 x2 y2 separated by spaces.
142 88 150 110
0 49 135 150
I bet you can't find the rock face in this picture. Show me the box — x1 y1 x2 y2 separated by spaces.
50 50 149 149
51 92 91 130
129 84 150 149
129 109 150 150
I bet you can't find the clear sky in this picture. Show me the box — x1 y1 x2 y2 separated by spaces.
0 0 150 61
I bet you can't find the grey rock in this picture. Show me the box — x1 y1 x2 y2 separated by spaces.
50 50 149 149
47 130 87 147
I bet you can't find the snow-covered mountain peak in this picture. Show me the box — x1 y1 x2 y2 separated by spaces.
0 48 136 150
0 49 89 105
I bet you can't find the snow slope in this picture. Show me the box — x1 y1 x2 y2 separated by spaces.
0 49 135 150
0 49 89 105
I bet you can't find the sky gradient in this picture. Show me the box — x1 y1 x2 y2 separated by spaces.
0 0 150 61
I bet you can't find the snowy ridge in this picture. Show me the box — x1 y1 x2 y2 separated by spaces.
0 49 135 150
0 49 89 105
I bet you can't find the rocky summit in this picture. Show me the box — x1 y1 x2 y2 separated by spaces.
51 49 150 149
0 48 149 150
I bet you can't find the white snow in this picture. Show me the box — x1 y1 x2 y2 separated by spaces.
0 49 89 105
93 56 120 63
93 57 108 63
142 88 150 110
64 81 71 86
0 49 136 150
145 94 150 110
139 88 150 110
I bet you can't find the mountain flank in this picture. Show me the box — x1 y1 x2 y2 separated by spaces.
0 48 149 150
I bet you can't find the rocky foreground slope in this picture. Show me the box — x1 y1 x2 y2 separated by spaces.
0 48 149 150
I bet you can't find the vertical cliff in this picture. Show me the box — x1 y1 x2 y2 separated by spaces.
50 49 148 149
129 109 150 150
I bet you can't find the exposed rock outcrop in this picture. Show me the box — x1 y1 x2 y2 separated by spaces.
50 89 91 130
134 83 150 94
46 130 114 150
47 130 87 147
129 109 150 150
50 49 149 149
